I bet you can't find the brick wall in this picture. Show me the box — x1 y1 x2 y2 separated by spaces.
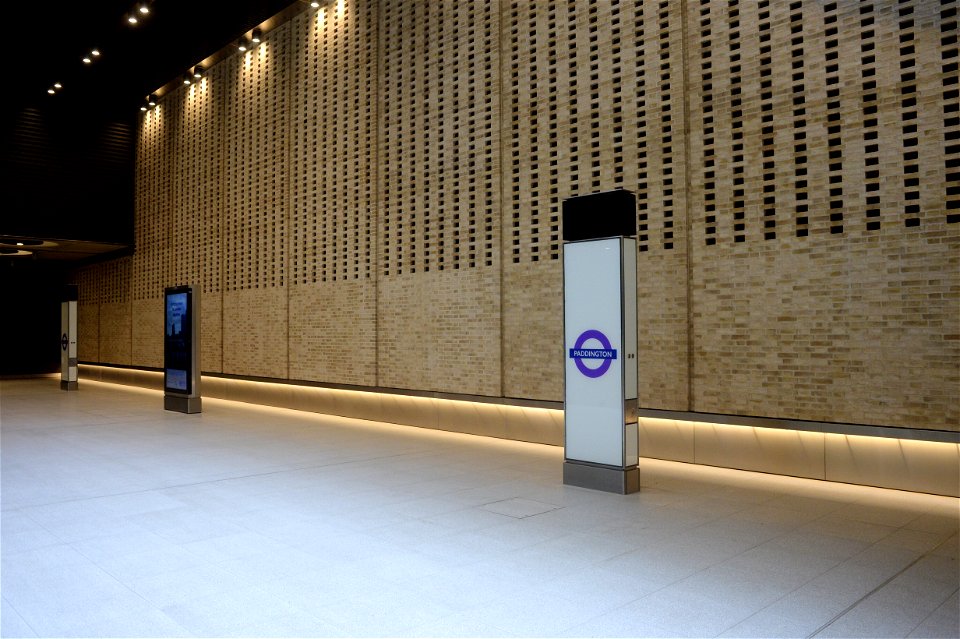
73 0 959 432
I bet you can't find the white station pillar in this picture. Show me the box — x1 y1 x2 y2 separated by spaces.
60 285 78 391
562 190 639 494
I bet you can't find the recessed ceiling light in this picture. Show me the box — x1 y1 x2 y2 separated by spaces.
127 14 138 25
54 82 62 89
83 56 92 64
251 28 262 44
138 3 150 15
47 88 55 94
91 49 101 57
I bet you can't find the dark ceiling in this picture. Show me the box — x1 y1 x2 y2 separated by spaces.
1 0 297 262
8 0 297 116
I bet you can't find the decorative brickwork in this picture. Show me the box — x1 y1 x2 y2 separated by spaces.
73 0 958 432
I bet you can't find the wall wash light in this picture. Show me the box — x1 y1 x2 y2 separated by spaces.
192 66 204 79
251 28 262 44
238 38 249 52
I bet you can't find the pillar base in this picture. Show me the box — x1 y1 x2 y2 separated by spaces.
563 460 639 494
164 395 202 414
60 380 78 391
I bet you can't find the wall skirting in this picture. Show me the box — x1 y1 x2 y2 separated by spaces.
79 364 960 497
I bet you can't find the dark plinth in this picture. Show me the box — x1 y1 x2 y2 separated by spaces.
60 380 78 391
563 460 640 494
164 395 202 414
562 190 637 242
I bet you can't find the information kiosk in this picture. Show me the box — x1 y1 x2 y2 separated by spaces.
164 285 201 413
562 190 639 494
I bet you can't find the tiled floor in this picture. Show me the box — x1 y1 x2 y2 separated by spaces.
1 378 957 638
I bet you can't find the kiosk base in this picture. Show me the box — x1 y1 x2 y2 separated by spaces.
563 460 639 494
164 395 202 414
60 381 78 391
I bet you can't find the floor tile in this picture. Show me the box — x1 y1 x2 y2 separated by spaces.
1 597 38 638
2 379 957 639
480 497 562 518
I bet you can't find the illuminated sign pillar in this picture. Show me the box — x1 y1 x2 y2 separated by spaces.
60 285 78 391
164 285 201 414
562 190 639 494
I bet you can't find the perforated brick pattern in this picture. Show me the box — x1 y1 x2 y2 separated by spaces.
378 0 499 276
291 5 376 284
224 26 290 293
72 0 958 432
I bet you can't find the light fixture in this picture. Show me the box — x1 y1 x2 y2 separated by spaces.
183 73 192 85
192 66 204 79
47 88 55 94
310 1 320 7
83 56 92 64
251 28 262 44
238 38 249 52
127 14 139 25
54 82 62 89
91 49 100 57
148 94 157 106
138 3 150 15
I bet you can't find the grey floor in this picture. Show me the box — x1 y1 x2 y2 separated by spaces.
1 379 957 639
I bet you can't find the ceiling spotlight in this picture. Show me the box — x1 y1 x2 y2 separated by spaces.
183 74 192 85
83 56 92 64
91 49 101 57
54 82 62 89
47 88 55 94
310 1 320 7
238 39 249 52
127 14 139 25
138 3 150 15
148 94 157 106
192 66 204 79
251 28 262 44
140 105 147 112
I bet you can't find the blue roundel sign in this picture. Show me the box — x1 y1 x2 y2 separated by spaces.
569 329 618 378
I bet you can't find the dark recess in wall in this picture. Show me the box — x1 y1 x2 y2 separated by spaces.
2 103 135 245
0 260 67 376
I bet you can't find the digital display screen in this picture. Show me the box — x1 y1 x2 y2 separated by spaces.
164 289 192 394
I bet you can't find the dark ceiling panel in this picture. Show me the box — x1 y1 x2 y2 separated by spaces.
2 0 298 263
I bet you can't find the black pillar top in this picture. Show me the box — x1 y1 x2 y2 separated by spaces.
562 189 637 242
62 284 78 302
